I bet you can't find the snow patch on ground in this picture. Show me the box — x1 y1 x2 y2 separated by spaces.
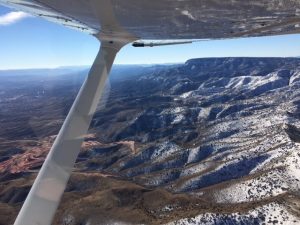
167 203 299 225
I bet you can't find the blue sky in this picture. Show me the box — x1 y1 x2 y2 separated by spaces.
0 5 300 70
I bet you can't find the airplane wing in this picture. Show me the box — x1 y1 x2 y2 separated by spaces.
0 0 96 34
1 1 300 225
1 0 300 40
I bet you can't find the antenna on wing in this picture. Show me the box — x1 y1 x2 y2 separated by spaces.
132 39 206 47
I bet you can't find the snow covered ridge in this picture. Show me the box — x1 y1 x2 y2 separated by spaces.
95 58 300 223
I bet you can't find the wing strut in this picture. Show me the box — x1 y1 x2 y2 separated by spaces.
14 40 126 225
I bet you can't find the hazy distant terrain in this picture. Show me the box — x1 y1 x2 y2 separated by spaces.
0 58 300 224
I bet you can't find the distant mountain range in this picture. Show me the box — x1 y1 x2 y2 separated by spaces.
0 57 300 224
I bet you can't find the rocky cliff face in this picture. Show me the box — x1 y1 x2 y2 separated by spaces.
0 58 300 224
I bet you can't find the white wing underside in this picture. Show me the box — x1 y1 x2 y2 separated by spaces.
1 0 300 41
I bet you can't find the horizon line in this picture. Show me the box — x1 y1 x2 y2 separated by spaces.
0 56 299 71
